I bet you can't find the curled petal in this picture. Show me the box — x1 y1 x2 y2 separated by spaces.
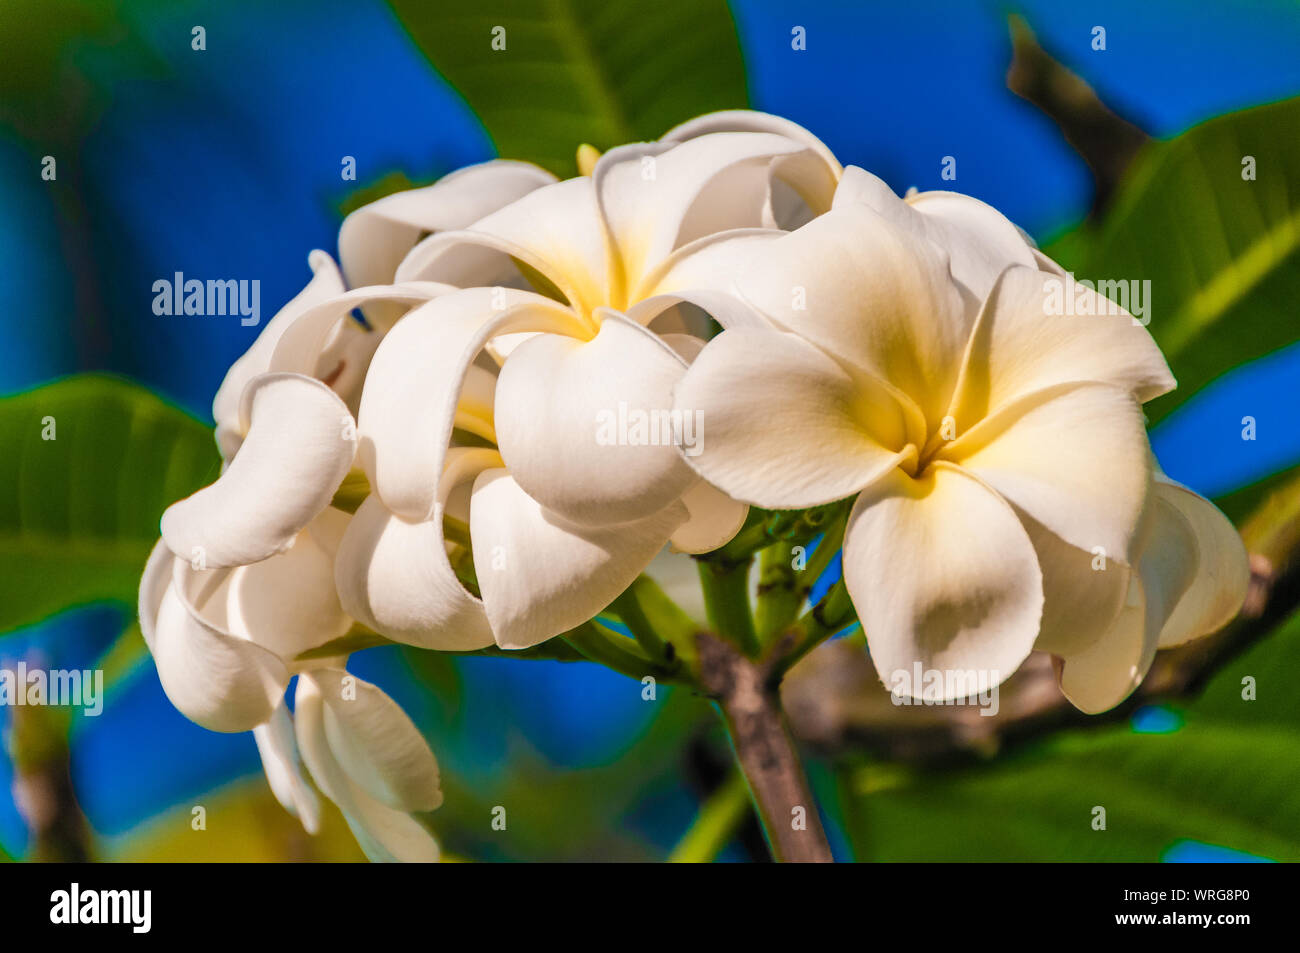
1059 492 1199 712
162 373 357 568
294 675 440 863
151 560 289 733
213 251 345 457
335 449 499 651
1024 512 1131 657
661 110 843 180
358 288 584 521
595 132 836 285
470 469 687 649
254 701 321 834
673 329 917 509
339 160 555 290
397 177 610 315
303 668 441 813
494 312 697 526
843 463 1042 700
1151 476 1249 647
139 537 173 653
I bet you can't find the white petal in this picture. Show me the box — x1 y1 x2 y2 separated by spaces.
1023 512 1131 657
670 479 749 555
213 251 346 457
904 190 1038 301
661 110 843 179
254 701 321 834
736 204 970 430
1058 491 1199 712
335 449 499 651
151 560 290 732
943 383 1150 561
339 160 556 290
396 177 610 316
357 289 584 521
1151 476 1249 647
595 133 836 286
225 515 353 659
843 463 1042 699
294 675 440 863
470 469 687 649
494 312 697 525
138 537 173 653
162 373 357 568
833 167 1038 302
672 328 916 509
302 668 441 813
946 265 1175 428
268 284 451 376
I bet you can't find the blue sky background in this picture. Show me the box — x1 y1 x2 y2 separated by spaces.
1 0 1298 858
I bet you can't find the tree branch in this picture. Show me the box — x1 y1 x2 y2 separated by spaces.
696 631 833 862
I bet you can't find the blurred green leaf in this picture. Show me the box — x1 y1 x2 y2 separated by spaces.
1044 97 1300 427
839 608 1300 861
0 374 219 632
387 0 748 176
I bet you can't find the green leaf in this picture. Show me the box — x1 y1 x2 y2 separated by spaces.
1044 97 1300 426
0 374 220 632
387 0 749 176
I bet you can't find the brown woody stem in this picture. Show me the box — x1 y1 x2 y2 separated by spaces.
697 631 833 863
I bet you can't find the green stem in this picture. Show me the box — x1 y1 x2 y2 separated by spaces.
668 769 752 863
774 580 857 677
611 586 674 669
697 557 760 657
562 621 681 684
754 543 802 643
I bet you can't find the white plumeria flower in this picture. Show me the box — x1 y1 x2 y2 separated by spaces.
345 115 843 650
140 512 442 862
673 202 1249 712
139 162 557 859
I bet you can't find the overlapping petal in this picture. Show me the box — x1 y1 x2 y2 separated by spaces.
941 383 1151 561
254 701 321 834
1150 475 1250 648
162 373 356 568
339 159 556 290
673 328 916 508
1058 491 1199 712
334 449 498 651
735 204 970 429
494 312 697 526
151 559 289 733
945 265 1175 430
469 469 687 649
294 673 440 863
357 288 585 521
212 251 346 457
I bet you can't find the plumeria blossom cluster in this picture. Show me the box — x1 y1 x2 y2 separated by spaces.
140 110 1249 861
